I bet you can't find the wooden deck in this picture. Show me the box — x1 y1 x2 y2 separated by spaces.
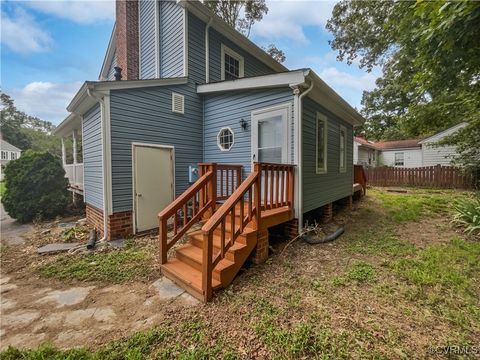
158 163 295 302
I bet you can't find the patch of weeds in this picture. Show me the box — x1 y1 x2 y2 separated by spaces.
388 236 480 329
35 246 156 283
372 189 454 222
390 237 479 290
346 225 416 257
1 321 240 360
333 261 376 286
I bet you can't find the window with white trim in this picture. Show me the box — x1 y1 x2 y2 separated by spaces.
1 151 8 160
217 127 234 151
11 152 17 160
339 125 346 172
395 152 404 166
316 113 328 173
221 45 244 81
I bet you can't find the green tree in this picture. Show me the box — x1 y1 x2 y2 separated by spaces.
0 92 62 157
2 151 69 223
205 0 286 63
327 1 480 173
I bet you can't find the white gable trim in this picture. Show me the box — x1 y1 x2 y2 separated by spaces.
99 24 117 81
418 122 467 144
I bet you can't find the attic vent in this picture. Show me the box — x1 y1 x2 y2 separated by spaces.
172 93 185 114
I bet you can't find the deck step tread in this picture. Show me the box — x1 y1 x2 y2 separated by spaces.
161 259 221 291
176 244 235 272
188 230 249 250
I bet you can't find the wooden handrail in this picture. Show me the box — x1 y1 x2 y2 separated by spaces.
200 163 243 201
158 164 217 264
200 162 294 302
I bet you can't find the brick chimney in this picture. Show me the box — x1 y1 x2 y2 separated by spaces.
116 0 139 80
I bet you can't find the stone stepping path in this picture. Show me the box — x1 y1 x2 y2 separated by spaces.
0 274 198 350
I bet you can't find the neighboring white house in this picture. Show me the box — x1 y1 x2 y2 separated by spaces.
354 136 379 167
355 123 467 168
0 139 22 181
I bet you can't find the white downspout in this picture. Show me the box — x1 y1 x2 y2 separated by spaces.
205 17 213 83
296 80 314 233
87 87 111 243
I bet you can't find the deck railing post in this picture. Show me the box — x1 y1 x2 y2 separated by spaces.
254 163 262 230
202 231 213 302
159 216 167 264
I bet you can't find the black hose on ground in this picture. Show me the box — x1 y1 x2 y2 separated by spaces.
86 229 97 250
302 226 345 245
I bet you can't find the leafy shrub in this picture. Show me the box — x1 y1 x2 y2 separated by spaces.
1 150 69 223
452 194 480 236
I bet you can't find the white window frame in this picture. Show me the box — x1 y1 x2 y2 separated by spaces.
221 44 244 81
1 151 8 160
11 152 17 160
395 152 404 166
316 113 328 174
339 125 347 173
217 127 235 152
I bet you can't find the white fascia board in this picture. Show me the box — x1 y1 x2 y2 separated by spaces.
99 24 117 81
418 122 467 144
197 70 308 94
54 113 82 137
380 147 421 152
307 71 365 127
177 0 287 73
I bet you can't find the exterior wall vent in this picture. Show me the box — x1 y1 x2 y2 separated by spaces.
172 92 185 114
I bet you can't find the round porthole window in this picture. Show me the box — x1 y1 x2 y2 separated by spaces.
217 127 234 151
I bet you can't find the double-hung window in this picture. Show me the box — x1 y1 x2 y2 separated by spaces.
1 151 7 160
395 152 404 166
11 152 17 160
339 125 346 172
221 45 244 81
316 113 328 174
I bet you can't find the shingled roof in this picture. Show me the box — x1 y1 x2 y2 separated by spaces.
374 139 421 150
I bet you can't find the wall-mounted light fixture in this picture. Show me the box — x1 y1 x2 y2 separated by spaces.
239 118 248 130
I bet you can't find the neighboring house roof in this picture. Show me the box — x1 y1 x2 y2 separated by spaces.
374 139 421 150
354 136 378 150
198 69 365 127
0 139 21 152
418 122 467 144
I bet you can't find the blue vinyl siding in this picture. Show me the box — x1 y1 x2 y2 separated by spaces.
107 51 117 80
160 1 184 78
204 88 294 175
208 27 275 82
188 12 205 84
302 97 354 213
139 0 157 79
82 104 103 210
109 82 202 212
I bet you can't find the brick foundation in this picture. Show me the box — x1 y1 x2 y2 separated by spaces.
86 204 105 238
251 229 269 264
86 204 133 240
107 210 133 240
284 218 299 240
322 203 333 223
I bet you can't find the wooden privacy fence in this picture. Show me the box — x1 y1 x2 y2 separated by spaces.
366 165 473 189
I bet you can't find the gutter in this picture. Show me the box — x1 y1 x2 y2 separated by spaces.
86 85 112 243
205 17 213 83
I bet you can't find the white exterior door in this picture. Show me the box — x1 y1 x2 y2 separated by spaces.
251 105 289 164
134 145 174 232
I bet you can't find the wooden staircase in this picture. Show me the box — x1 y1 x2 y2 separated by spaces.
158 163 295 302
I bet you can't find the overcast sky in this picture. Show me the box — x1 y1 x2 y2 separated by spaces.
1 0 379 125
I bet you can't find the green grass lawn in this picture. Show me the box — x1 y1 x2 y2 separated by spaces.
2 187 479 359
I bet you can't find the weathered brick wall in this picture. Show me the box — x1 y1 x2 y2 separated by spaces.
251 229 269 264
108 211 133 240
116 0 139 80
86 204 133 240
86 204 105 238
